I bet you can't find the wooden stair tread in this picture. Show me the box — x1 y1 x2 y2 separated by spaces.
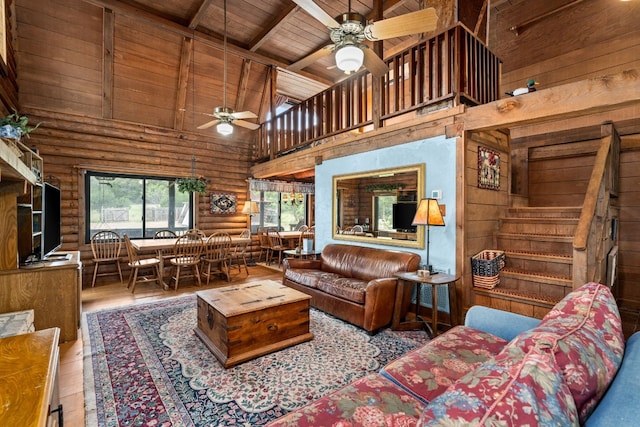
501 268 572 282
474 286 562 305
505 250 572 260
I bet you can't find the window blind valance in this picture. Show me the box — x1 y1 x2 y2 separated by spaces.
249 179 314 194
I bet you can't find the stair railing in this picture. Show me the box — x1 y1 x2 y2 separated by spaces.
572 122 620 288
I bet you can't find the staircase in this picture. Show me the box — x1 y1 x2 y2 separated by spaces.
474 206 581 318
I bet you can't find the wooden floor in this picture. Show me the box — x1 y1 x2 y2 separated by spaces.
59 264 282 427
57 263 640 426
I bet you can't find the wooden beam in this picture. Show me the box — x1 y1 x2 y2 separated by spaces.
249 4 298 52
174 37 193 130
461 69 640 131
235 59 251 112
102 8 114 119
189 0 214 29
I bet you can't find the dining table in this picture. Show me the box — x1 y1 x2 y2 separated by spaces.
130 235 251 289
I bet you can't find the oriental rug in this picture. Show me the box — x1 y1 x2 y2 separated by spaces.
83 295 428 427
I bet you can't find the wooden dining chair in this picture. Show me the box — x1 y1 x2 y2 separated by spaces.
90 230 123 287
153 229 177 239
168 231 203 290
230 228 250 275
201 232 232 285
267 229 286 266
257 226 271 263
123 234 162 293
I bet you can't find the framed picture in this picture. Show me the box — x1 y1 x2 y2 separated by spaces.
478 146 500 190
210 193 237 214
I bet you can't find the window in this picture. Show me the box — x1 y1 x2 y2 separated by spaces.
249 190 307 232
374 194 396 231
85 172 193 242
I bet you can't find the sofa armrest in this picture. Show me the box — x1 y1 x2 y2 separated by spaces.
282 257 322 271
585 331 640 426
464 306 541 341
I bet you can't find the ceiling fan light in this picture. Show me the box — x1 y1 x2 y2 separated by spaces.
217 121 233 136
335 45 363 73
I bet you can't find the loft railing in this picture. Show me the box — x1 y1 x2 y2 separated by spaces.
255 24 501 161
572 122 620 288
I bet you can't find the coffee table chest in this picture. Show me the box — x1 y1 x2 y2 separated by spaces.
195 280 313 368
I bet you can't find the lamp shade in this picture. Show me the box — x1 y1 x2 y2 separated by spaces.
216 121 233 136
335 45 364 73
241 201 260 215
412 198 445 227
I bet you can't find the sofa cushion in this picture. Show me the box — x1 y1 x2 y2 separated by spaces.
320 244 420 281
284 268 342 289
265 373 426 427
381 325 508 403
418 344 580 426
317 277 368 304
507 282 625 423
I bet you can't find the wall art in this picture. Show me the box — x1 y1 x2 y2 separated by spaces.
210 193 237 214
478 146 500 190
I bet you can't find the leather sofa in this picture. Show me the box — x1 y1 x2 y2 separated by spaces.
282 243 421 333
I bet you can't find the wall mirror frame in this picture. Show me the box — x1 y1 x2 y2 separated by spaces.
332 164 425 249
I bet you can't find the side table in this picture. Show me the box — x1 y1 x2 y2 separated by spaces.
392 272 459 337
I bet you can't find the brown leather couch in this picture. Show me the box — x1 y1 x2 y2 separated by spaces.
282 244 421 333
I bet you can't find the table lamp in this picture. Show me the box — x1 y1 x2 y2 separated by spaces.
241 201 260 265
412 198 445 274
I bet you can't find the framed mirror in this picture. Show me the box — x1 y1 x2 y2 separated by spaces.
332 164 425 248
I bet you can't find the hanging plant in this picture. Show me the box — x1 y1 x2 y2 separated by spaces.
176 177 207 194
365 183 406 192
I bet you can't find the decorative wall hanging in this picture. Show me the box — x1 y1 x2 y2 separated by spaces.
478 146 500 190
210 193 237 214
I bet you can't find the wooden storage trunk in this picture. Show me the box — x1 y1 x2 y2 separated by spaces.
194 280 313 368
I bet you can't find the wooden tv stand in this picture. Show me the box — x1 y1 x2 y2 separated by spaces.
0 251 82 342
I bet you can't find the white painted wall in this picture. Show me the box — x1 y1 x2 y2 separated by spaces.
315 135 457 275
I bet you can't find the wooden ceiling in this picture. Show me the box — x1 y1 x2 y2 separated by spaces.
83 0 438 103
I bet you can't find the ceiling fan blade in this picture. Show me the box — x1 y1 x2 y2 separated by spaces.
291 0 340 28
288 45 334 71
197 119 221 130
231 110 258 120
365 8 438 40
234 119 261 130
361 46 389 78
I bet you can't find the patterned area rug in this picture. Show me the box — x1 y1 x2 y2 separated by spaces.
83 295 428 427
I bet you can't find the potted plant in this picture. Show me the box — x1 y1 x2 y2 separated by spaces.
176 176 207 194
0 110 40 140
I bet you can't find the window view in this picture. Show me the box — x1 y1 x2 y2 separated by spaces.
374 194 396 231
250 190 307 231
86 172 193 242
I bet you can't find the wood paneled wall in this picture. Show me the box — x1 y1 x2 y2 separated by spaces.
25 108 253 285
15 0 268 134
460 130 510 317
490 0 640 94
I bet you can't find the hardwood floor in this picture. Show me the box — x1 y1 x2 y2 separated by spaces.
59 264 282 427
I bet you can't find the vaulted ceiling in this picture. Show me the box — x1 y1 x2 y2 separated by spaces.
82 0 466 104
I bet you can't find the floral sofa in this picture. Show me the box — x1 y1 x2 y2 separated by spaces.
267 282 637 426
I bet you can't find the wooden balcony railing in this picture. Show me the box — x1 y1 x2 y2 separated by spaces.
572 122 620 289
255 24 501 161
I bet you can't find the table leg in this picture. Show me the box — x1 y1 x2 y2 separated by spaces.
156 249 169 290
431 283 439 337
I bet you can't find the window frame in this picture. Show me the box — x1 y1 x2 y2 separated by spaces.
84 171 194 243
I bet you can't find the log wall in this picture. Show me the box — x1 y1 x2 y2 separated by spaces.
490 0 640 95
26 109 254 286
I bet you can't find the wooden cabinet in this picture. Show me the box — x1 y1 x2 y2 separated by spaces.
0 328 62 427
0 252 82 342
17 182 43 264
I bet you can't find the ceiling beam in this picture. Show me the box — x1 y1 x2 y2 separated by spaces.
188 0 215 29
80 0 333 87
249 3 298 52
235 59 252 112
174 37 193 130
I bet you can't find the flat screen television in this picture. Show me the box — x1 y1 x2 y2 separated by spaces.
392 202 417 232
42 182 62 259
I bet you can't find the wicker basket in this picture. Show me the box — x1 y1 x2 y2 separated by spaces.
471 250 506 289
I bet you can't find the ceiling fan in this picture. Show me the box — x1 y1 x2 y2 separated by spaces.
198 0 259 135
289 0 439 78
